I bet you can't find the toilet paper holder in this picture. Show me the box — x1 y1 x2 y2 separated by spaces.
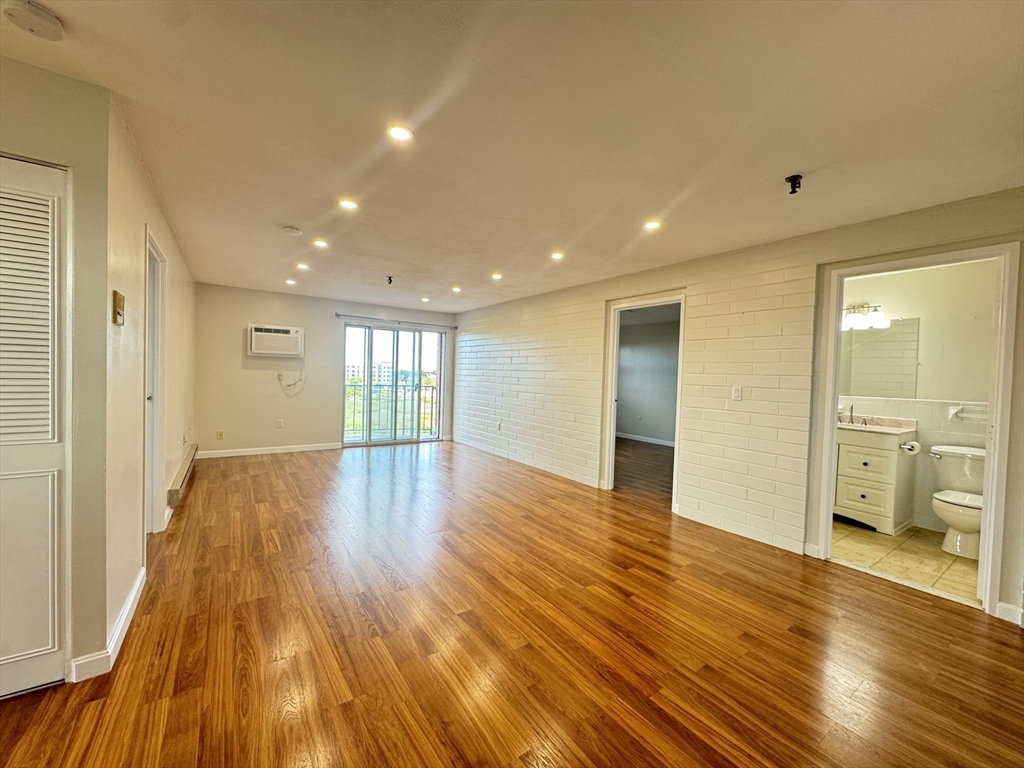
900 441 922 454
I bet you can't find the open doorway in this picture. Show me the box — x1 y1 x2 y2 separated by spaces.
601 291 685 510
812 243 1019 615
144 231 166 534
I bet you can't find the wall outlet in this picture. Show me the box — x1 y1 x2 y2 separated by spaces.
276 419 284 429
732 386 742 401
216 430 224 440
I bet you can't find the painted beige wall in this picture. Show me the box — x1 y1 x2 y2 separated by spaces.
0 57 110 657
106 101 195 639
195 284 455 454
454 188 1024 613
616 321 680 444
843 259 999 401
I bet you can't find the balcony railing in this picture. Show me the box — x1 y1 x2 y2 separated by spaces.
344 383 438 442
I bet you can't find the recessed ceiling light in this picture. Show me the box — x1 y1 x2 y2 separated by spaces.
452 287 461 293
314 239 328 247
296 263 309 270
644 220 661 231
421 297 430 302
339 199 358 210
492 273 502 280
387 125 413 141
285 279 296 285
551 252 564 260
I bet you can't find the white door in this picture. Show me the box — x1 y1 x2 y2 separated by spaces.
0 157 67 696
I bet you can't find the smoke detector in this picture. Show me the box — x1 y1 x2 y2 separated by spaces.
1 0 64 41
279 225 303 237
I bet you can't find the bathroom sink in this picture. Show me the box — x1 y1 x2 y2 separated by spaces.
837 422 916 436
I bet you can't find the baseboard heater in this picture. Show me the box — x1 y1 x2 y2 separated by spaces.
167 443 198 509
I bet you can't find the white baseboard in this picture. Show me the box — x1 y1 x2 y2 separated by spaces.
616 432 674 447
69 566 146 682
197 442 342 459
995 601 1023 626
443 434 453 441
671 502 680 514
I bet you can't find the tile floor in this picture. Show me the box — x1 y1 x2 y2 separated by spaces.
831 518 980 605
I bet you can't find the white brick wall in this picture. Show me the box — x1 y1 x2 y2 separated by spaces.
454 189 1024 557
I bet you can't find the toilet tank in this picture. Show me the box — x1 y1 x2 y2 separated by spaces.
931 445 986 494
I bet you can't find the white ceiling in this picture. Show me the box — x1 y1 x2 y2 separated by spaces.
2 1 1022 313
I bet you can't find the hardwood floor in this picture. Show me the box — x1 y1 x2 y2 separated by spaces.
614 438 674 504
2 442 1022 767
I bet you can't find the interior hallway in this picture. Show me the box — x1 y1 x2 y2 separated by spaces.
1 443 1021 767
614 438 675 506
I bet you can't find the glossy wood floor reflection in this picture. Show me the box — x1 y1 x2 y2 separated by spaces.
2 444 1023 768
614 438 674 505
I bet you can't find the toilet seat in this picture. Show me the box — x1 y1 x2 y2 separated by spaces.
932 490 983 510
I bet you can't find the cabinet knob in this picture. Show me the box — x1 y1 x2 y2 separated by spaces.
859 494 866 499
862 461 869 467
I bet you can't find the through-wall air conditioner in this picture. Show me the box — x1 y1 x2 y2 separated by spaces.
248 324 304 357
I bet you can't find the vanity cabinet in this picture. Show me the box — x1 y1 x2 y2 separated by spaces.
834 426 915 535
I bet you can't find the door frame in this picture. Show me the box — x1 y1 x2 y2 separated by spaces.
340 320 447 447
144 228 167 534
808 241 1020 619
599 289 686 512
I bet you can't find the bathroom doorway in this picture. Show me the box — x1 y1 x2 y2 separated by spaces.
600 290 685 512
810 243 1019 617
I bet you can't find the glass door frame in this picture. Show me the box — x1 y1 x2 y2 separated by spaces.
341 321 446 447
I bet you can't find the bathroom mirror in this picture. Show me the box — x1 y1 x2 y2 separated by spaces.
838 317 920 399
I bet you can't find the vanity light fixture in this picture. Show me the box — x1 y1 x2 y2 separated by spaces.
842 304 890 331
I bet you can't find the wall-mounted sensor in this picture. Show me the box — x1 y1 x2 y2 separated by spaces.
785 174 803 195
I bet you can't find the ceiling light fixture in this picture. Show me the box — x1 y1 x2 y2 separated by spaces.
285 279 296 285
339 199 358 210
644 220 661 231
421 297 430 302
313 239 328 248
296 263 309 270
551 252 564 260
492 273 502 280
452 287 461 293
387 125 413 141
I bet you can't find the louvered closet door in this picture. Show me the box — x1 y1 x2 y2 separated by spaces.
0 157 67 697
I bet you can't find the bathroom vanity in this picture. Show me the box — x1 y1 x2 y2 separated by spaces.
834 421 917 535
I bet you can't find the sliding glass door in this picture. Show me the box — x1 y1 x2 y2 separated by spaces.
344 324 444 445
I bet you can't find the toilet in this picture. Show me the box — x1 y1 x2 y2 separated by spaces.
929 445 985 559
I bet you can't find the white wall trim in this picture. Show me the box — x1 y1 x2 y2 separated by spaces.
804 543 820 558
808 241 1021 619
197 442 343 459
615 432 675 447
163 505 173 524
995 602 1023 626
69 566 145 682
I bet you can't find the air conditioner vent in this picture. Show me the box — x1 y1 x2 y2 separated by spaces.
248 324 304 357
